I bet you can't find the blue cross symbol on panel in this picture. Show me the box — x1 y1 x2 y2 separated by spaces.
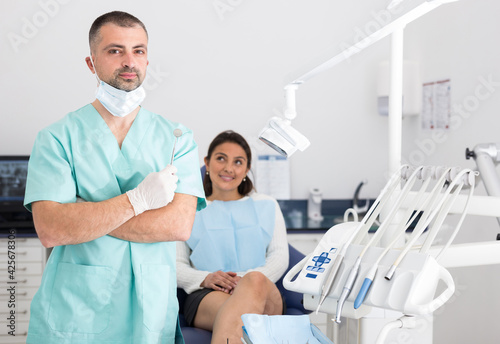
312 252 331 267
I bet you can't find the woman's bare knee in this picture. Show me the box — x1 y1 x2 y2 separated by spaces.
239 271 271 289
235 272 283 315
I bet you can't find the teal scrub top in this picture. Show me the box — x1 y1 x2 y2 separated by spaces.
24 104 206 344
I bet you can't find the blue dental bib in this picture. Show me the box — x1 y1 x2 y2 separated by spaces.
187 197 275 272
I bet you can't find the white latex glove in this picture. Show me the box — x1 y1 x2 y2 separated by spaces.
126 165 178 216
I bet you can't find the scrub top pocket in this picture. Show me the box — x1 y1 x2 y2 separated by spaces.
48 262 113 334
141 264 171 332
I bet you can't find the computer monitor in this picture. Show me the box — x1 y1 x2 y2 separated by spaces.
0 156 33 233
0 155 29 203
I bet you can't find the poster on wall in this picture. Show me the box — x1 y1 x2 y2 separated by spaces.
255 155 290 200
421 79 451 130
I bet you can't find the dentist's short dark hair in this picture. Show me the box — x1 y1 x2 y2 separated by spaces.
89 11 148 53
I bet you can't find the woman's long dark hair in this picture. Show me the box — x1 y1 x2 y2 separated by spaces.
203 130 254 197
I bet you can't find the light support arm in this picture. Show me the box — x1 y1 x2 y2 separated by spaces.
284 84 299 120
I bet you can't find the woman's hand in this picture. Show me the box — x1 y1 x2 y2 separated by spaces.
201 271 239 293
228 274 241 294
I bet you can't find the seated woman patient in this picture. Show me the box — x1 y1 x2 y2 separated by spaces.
177 130 289 343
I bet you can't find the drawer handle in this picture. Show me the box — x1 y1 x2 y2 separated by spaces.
0 238 28 243
0 251 28 255
0 279 27 284
0 292 27 297
0 332 27 336
0 267 27 272
0 310 27 315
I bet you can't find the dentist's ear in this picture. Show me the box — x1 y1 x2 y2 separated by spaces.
85 56 96 74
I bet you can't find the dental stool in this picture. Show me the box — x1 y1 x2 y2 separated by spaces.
177 244 309 344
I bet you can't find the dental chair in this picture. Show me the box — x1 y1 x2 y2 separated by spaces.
177 244 309 344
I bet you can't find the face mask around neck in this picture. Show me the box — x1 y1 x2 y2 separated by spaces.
95 81 146 117
90 57 146 118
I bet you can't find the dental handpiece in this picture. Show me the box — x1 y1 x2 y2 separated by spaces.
170 129 183 165
334 257 361 324
316 253 344 314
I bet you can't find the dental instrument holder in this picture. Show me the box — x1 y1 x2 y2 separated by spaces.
293 244 454 318
283 166 474 321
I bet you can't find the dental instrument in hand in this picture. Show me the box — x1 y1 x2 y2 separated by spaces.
314 165 409 314
170 129 183 165
126 165 178 215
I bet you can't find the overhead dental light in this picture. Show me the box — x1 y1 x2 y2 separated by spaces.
259 84 310 157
